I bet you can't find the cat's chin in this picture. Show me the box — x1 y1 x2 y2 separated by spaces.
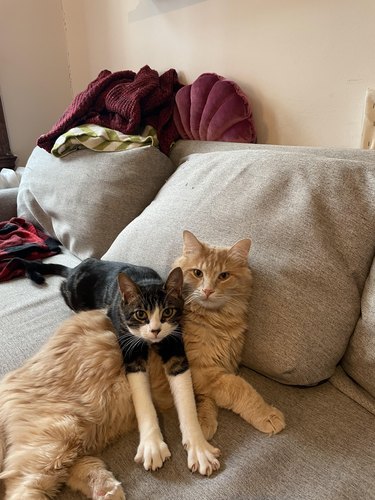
146 337 165 344
141 334 167 344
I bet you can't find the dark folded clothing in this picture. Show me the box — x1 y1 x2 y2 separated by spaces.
37 65 183 155
0 217 61 282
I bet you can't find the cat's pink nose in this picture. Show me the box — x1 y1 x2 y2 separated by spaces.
151 328 161 337
203 288 215 298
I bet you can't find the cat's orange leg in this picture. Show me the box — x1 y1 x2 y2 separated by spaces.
196 395 219 440
67 455 126 500
207 372 286 435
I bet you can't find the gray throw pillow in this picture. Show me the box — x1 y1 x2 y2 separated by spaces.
17 146 176 259
103 149 375 386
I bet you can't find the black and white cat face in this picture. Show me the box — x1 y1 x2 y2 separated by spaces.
118 267 184 343
124 304 179 342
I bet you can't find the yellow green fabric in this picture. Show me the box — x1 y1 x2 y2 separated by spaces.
51 124 158 157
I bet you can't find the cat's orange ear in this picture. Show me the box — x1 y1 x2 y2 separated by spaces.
183 230 204 255
118 272 140 303
165 267 183 297
228 239 251 262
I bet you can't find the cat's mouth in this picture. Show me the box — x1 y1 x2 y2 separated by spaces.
184 288 226 310
140 324 177 343
127 326 168 343
198 293 226 310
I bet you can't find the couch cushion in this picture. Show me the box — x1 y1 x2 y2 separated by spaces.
342 256 375 398
17 146 176 259
103 148 375 385
330 366 375 416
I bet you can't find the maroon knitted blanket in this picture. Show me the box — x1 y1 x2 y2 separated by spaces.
37 65 183 155
0 218 61 282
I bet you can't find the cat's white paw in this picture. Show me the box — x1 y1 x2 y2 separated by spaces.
134 433 171 471
184 437 221 476
92 478 126 500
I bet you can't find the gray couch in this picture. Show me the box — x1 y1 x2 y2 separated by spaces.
1 140 375 500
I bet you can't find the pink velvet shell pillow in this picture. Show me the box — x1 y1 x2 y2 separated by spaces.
173 73 256 143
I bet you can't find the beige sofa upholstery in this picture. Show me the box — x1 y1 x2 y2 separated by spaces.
1 141 374 499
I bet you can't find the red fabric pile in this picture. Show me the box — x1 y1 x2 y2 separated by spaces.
37 65 183 155
0 218 61 282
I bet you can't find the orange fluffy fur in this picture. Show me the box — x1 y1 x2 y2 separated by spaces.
174 231 286 440
0 310 172 499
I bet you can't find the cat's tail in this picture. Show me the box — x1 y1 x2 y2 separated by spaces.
7 257 70 285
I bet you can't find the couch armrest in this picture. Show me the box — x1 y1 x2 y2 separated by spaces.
0 187 18 221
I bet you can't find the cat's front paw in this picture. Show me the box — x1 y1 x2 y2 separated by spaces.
252 405 286 435
197 396 218 441
92 478 126 500
184 437 221 476
198 414 218 441
134 433 171 471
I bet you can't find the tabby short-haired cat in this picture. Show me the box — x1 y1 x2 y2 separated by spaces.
0 310 218 499
174 231 286 440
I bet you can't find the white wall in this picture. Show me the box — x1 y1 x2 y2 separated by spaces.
2 0 375 165
0 0 72 165
62 0 375 150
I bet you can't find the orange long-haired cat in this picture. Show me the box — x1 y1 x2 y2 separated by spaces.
0 308 220 500
174 231 286 440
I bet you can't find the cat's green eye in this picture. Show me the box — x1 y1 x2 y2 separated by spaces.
162 307 176 320
192 269 203 278
218 272 230 281
134 310 148 321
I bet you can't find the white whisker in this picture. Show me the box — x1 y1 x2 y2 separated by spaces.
118 334 145 360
